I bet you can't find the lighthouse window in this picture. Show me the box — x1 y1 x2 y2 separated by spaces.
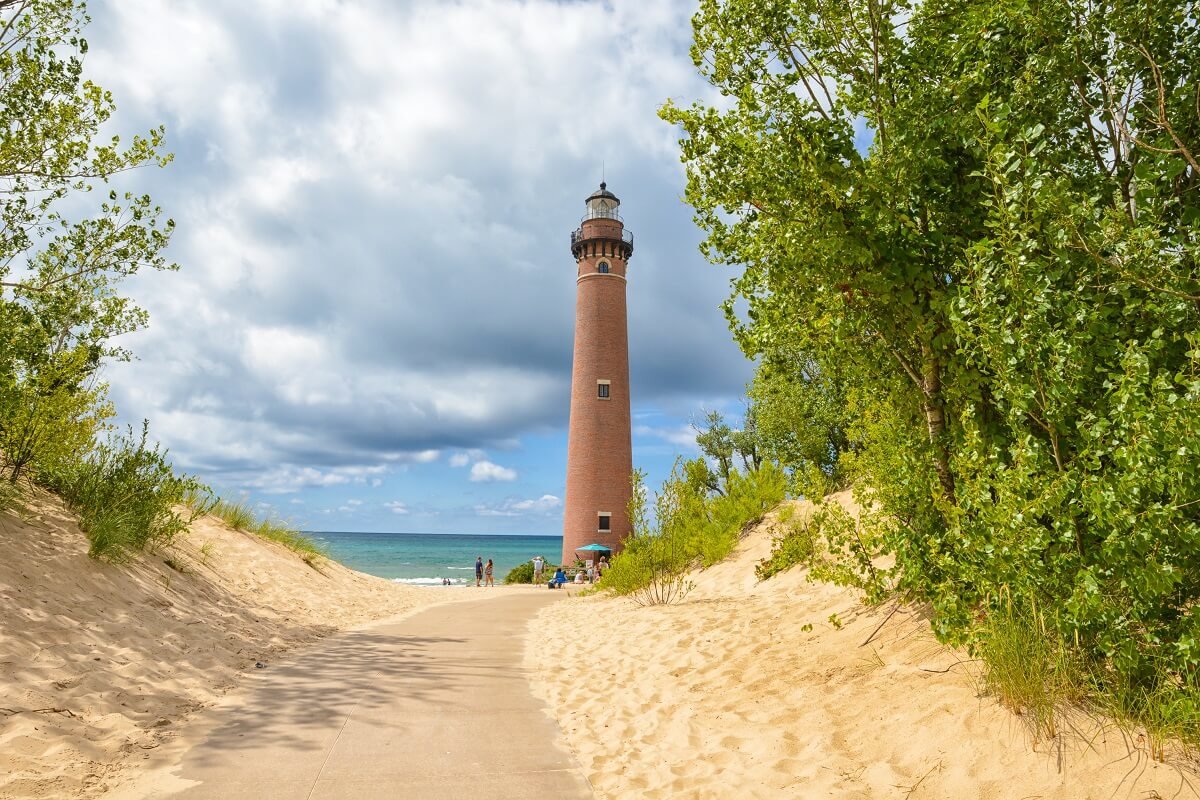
598 262 610 274
597 380 611 399
598 513 612 532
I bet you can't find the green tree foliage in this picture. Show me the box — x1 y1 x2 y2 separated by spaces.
663 0 1200 704
0 2 196 565
748 353 851 497
0 0 174 483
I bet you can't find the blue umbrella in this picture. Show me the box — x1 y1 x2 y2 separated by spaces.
575 543 612 552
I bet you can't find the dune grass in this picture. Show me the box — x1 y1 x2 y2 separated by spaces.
976 599 1086 743
974 596 1200 760
205 497 326 569
44 424 204 562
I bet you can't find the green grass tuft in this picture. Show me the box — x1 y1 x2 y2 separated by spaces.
44 422 204 562
208 498 257 531
977 598 1085 743
203 497 326 568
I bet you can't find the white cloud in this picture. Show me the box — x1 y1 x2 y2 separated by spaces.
470 460 517 482
635 424 700 450
512 494 561 512
82 0 754 522
449 449 485 467
476 494 561 517
240 463 388 494
385 501 409 515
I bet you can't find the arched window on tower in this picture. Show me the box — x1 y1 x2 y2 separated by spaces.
598 262 610 274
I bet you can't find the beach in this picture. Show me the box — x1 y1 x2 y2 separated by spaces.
526 492 1198 799
5 488 1200 799
0 490 463 799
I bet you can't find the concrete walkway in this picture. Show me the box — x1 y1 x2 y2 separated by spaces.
124 591 592 799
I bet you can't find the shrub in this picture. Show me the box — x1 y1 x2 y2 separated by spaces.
0 349 113 483
756 507 817 580
699 462 787 566
601 461 788 602
504 560 558 584
599 467 696 604
46 422 204 562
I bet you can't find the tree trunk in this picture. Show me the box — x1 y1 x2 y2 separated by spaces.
920 341 956 503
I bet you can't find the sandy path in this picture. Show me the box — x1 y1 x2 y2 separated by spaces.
0 493 457 799
107 590 592 800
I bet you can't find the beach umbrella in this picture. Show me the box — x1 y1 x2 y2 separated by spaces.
575 543 612 552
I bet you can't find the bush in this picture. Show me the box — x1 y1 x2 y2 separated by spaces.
698 462 787 566
755 506 817 580
45 422 203 562
504 560 559 584
0 349 113 483
600 461 785 604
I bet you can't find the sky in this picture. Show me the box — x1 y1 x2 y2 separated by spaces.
82 0 754 535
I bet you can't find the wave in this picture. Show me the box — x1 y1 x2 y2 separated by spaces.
445 566 474 570
392 577 467 586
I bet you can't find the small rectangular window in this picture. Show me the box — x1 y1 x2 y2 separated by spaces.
598 514 612 532
597 380 611 399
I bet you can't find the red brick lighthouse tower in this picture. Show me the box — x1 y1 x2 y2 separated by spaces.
562 183 635 565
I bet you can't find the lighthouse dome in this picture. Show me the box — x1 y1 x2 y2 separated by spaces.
585 182 621 220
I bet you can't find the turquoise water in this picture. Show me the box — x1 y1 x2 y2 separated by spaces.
308 531 562 585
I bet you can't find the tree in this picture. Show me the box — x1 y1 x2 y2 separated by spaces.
693 408 765 493
747 353 850 497
0 0 175 481
663 0 1200 687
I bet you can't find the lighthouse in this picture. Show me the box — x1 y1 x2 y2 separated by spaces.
562 183 634 565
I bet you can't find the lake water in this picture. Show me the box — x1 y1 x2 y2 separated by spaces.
308 531 562 585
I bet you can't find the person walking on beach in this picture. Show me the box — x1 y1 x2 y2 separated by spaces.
475 556 483 587
533 555 544 583
484 558 494 587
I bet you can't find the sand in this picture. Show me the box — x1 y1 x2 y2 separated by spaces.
527 492 1200 799
0 489 458 799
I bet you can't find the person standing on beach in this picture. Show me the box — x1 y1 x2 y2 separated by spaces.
484 559 494 587
475 556 483 587
533 555 544 583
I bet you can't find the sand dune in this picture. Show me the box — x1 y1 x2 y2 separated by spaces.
0 490 455 799
528 492 1199 799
